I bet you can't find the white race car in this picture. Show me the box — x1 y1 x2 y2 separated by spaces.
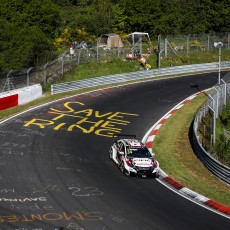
109 134 159 177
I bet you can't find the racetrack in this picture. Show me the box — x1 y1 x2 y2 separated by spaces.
0 72 229 229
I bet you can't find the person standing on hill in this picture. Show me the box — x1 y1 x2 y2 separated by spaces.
140 55 147 70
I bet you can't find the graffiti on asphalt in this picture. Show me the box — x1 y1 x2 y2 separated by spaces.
24 101 139 137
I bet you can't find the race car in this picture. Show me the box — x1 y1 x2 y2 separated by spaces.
109 134 159 177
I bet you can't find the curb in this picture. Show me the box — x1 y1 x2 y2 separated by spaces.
143 92 230 218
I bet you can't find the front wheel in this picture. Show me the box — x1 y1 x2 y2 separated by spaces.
120 162 130 176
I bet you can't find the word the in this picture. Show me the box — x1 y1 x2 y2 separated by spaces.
24 101 139 137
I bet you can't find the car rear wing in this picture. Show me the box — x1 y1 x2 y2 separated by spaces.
113 134 136 139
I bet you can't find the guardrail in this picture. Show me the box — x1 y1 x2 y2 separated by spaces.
51 62 230 95
193 71 230 185
193 118 230 185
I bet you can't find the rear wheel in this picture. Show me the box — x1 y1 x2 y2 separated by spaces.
109 147 113 159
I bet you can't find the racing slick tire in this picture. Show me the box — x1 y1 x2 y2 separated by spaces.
109 147 113 159
120 162 130 176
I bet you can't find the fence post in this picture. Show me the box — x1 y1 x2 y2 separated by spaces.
207 34 210 51
213 86 219 118
157 35 161 69
77 50 81 64
2 70 13 92
117 47 121 58
165 36 168 57
208 94 216 117
208 105 216 144
187 35 190 54
27 67 32 86
43 63 48 85
61 56 64 78
97 39 99 60
221 79 227 105
51 84 53 95
227 33 230 49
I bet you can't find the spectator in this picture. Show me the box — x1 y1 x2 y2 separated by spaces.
70 44 75 57
127 52 134 61
136 49 141 58
140 55 147 70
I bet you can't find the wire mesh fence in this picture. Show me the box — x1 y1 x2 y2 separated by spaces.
194 71 230 167
0 32 230 93
159 32 230 57
0 45 150 93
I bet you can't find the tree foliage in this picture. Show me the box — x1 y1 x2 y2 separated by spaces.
0 0 60 72
0 21 54 72
0 0 229 72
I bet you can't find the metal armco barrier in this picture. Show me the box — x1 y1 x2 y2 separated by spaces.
51 70 153 95
193 118 230 185
51 62 230 95
192 70 230 185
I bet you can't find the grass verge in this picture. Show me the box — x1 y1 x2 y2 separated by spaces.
153 93 230 207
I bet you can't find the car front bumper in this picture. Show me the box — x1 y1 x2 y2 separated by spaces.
129 167 159 177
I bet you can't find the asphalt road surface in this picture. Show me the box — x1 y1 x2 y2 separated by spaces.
0 72 229 230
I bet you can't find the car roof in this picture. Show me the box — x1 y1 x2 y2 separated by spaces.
121 139 144 148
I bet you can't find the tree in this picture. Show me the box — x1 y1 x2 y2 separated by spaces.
0 0 61 38
112 3 127 34
123 0 164 34
0 0 60 72
211 0 230 32
0 23 55 72
86 0 115 36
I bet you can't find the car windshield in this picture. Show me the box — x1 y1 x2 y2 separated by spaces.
126 147 152 158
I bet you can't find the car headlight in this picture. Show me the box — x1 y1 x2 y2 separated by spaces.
129 167 137 173
125 159 133 167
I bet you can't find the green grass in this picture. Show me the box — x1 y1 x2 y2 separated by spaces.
48 49 230 86
63 58 141 82
154 94 230 207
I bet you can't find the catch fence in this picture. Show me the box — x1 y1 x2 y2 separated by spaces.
193 71 230 184
0 48 135 93
1 32 230 93
159 32 230 58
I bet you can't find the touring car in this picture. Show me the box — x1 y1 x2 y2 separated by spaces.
109 134 159 177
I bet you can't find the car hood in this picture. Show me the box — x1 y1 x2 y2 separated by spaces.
131 158 152 167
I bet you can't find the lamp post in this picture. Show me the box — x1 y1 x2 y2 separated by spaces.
214 42 223 85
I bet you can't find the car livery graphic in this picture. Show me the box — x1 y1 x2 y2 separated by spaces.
109 134 159 177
